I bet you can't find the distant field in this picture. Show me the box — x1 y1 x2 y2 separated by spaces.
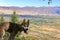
0 15 60 40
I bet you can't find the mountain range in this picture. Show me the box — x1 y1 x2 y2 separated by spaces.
0 6 60 16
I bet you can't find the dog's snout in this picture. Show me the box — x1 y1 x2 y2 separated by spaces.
26 29 28 30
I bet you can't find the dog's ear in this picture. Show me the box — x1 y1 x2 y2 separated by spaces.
23 19 26 23
26 19 30 27
22 19 26 25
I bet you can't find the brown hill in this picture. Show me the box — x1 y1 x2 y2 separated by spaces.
0 6 60 16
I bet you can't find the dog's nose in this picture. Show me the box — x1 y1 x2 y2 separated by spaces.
26 29 28 30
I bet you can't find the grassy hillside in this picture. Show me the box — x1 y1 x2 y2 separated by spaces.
18 15 60 40
1 15 60 40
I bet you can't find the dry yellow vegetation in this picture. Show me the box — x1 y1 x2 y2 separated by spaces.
20 24 60 40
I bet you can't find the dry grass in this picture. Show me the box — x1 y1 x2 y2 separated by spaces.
20 24 60 40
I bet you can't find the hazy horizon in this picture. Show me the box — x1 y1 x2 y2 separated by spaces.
0 6 60 7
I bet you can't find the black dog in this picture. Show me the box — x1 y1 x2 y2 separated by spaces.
7 19 30 40
0 19 29 40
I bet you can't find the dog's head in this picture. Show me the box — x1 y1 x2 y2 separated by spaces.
21 19 30 34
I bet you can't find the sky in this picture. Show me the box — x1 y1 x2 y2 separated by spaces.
0 0 60 7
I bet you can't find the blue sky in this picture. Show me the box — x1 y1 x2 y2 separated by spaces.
0 0 60 7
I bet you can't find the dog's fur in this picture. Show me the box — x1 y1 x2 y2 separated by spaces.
0 19 29 40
